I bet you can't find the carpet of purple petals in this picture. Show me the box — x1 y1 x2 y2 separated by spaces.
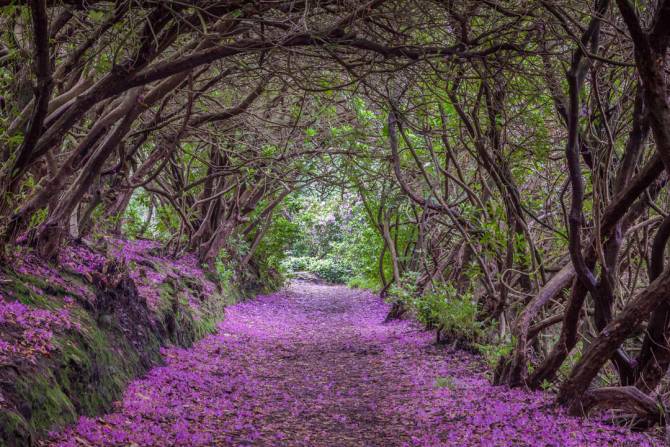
47 283 659 447
0 239 216 366
59 238 215 311
0 294 79 361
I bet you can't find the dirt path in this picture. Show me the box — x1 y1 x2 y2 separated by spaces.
49 282 658 446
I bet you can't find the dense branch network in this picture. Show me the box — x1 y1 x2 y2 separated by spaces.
2 0 670 431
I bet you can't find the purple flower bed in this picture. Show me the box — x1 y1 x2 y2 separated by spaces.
47 284 659 447
107 239 214 311
59 245 106 276
0 294 79 362
1 238 219 366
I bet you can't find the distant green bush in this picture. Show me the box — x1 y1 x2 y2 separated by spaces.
281 256 352 283
309 258 352 283
282 256 312 272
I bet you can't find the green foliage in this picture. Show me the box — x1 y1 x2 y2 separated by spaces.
393 280 482 344
5 132 23 149
282 255 352 283
28 207 48 229
122 191 151 238
430 289 480 342
279 188 383 286
214 252 234 288
387 272 418 305
347 275 379 290
255 214 300 270
154 205 180 239
434 376 456 390
477 338 516 369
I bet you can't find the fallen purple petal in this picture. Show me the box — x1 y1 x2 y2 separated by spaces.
46 283 659 446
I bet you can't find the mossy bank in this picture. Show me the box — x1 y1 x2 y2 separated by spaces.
0 238 250 446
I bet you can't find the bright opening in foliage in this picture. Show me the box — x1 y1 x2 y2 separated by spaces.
1 0 670 445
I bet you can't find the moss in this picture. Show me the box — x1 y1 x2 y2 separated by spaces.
15 272 71 298
157 279 228 347
194 316 218 339
0 410 33 447
17 372 77 435
0 247 240 446
85 312 158 381
58 271 94 297
53 309 159 416
5 275 58 310
4 272 89 317
157 282 175 311
49 317 158 423
2 322 214 445
5 315 161 440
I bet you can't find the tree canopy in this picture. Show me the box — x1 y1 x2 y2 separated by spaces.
3 0 670 428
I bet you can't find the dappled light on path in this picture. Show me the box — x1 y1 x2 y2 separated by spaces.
48 283 657 446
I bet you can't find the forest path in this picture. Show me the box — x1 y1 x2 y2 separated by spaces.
50 282 657 446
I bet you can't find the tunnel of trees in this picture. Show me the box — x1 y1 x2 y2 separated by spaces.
3 0 670 439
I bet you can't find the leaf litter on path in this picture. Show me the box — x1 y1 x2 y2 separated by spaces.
47 282 659 446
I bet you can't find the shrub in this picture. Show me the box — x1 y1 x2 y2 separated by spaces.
282 256 312 272
281 256 352 283
477 338 515 369
398 281 482 345
347 275 379 290
306 257 352 283
434 291 481 344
